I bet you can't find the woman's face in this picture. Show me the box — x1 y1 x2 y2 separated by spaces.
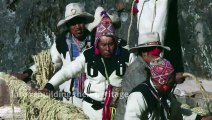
97 36 116 58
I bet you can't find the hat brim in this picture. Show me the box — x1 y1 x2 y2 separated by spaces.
129 45 171 53
57 12 94 28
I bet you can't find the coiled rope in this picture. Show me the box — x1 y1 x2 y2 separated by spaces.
32 49 56 88
127 0 136 46
181 72 212 116
0 72 87 120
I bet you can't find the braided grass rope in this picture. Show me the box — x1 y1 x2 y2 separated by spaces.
32 49 56 88
126 0 136 46
181 72 212 116
0 72 88 120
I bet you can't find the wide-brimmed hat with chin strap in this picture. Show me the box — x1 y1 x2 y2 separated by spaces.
57 3 94 28
129 32 171 53
86 6 121 32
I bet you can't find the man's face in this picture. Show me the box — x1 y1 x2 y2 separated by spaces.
139 47 162 63
68 17 86 39
97 36 116 58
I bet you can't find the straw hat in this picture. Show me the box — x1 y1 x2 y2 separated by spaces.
86 6 121 32
57 3 94 28
129 32 171 53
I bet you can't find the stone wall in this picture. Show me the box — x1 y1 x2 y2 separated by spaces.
0 0 211 79
178 0 212 78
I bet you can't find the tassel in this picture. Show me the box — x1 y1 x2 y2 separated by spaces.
148 47 161 56
95 48 100 55
110 107 116 120
101 11 108 17
102 85 112 120
135 0 139 3
130 7 139 13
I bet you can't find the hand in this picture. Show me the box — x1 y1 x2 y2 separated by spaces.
10 72 29 80
175 72 185 84
30 88 50 95
201 116 212 120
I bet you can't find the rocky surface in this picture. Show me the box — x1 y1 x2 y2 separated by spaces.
0 106 23 120
178 0 212 78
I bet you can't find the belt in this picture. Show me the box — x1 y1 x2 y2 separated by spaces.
83 96 104 110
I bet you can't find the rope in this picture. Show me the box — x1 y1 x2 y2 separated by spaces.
101 57 109 99
127 0 157 47
182 73 210 104
182 72 211 115
127 0 136 47
33 49 56 88
0 72 87 119
101 58 109 81
151 0 157 32
10 89 15 120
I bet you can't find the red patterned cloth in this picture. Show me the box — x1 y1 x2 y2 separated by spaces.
102 85 112 120
150 58 174 85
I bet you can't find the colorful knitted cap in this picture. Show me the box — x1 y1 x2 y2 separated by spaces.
150 57 174 85
94 11 116 55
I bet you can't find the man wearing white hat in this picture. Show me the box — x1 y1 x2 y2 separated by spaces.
12 2 94 108
49 2 95 108
125 57 182 120
115 32 171 120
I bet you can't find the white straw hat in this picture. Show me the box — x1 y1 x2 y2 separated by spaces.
57 3 94 28
129 32 171 53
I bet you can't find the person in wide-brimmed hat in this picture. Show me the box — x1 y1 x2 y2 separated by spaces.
12 2 94 109
115 32 188 120
57 3 94 28
115 32 172 120
124 57 184 120
49 2 95 108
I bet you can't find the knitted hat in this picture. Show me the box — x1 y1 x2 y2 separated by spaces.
94 11 116 55
86 6 121 32
150 57 174 85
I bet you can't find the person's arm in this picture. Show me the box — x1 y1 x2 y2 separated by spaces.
12 41 61 82
50 41 63 69
124 92 147 120
44 52 86 91
10 63 38 82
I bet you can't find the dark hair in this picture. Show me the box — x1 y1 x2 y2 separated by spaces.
138 47 162 54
